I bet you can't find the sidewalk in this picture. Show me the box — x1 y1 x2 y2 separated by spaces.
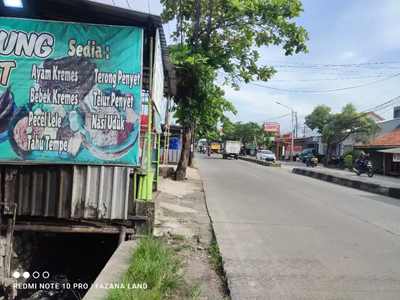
292 167 400 199
288 163 400 188
239 156 400 198
154 167 228 300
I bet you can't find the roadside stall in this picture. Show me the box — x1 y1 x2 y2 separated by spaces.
0 0 176 286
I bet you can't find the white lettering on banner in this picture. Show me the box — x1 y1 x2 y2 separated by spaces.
67 39 105 59
94 68 141 89
0 30 55 58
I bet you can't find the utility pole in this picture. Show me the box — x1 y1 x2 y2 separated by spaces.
302 125 308 137
295 112 298 138
291 111 294 160
276 102 295 161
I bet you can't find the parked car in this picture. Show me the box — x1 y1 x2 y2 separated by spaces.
256 150 276 162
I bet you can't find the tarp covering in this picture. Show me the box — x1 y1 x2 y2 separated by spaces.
169 138 180 150
378 148 400 154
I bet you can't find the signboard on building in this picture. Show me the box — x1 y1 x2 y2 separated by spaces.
263 122 280 133
293 146 302 152
393 154 400 162
152 29 164 118
0 18 143 165
275 133 292 143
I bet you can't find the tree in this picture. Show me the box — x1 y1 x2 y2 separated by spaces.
162 0 309 180
304 105 332 134
255 124 275 149
305 104 381 164
224 122 260 148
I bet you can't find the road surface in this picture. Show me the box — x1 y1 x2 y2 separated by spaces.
197 153 400 300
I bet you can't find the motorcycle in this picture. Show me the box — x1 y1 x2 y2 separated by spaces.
328 155 344 165
353 161 374 177
306 157 317 168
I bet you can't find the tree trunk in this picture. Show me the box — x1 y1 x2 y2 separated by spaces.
175 125 193 181
324 144 332 166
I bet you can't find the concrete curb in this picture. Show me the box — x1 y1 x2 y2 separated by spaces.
292 168 400 199
238 156 281 167
83 240 137 300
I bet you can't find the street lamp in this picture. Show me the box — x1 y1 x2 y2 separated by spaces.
276 102 295 161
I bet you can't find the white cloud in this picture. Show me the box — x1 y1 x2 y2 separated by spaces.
339 51 355 60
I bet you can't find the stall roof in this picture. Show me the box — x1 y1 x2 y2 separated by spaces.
378 148 400 154
0 0 176 96
356 128 400 148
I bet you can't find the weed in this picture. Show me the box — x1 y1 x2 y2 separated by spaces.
171 234 186 241
107 236 185 300
206 243 222 270
187 282 202 300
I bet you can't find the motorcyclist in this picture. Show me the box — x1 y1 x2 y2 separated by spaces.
307 150 315 165
355 152 366 171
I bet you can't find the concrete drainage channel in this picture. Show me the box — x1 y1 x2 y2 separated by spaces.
83 240 137 300
292 168 400 199
239 156 281 167
12 233 120 300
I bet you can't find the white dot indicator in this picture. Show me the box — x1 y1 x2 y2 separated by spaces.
42 271 50 279
12 271 20 279
23 271 30 279
32 271 40 279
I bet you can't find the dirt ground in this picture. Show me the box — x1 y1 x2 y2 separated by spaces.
154 166 229 300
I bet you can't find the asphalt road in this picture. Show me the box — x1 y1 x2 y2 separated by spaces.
197 153 400 300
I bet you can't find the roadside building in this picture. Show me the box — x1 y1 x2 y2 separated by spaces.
356 129 400 176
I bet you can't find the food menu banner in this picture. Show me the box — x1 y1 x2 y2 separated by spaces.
0 18 143 165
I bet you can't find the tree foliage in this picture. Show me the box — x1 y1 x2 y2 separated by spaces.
305 104 381 160
161 0 309 180
222 121 272 148
162 0 309 89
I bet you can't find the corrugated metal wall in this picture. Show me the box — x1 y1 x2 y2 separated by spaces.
159 149 181 163
0 165 132 220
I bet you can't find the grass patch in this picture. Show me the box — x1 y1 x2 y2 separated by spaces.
190 164 197 169
206 243 222 270
171 234 186 241
107 236 185 300
187 282 202 300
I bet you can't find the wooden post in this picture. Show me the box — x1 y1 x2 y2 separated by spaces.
5 218 13 278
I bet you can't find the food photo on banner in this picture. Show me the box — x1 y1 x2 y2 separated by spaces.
0 18 143 165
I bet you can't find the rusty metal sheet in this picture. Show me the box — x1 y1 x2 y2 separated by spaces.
0 165 132 220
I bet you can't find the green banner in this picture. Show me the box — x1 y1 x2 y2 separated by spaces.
0 18 143 165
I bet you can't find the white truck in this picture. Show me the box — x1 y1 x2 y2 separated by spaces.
222 141 241 160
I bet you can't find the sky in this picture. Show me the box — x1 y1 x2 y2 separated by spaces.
93 0 400 135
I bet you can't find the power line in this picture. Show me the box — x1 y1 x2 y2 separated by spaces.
269 74 391 82
362 95 400 113
148 0 150 14
356 83 400 111
257 113 291 124
125 0 131 9
375 99 400 115
261 60 400 67
250 73 400 93
112 0 116 4
277 70 396 76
